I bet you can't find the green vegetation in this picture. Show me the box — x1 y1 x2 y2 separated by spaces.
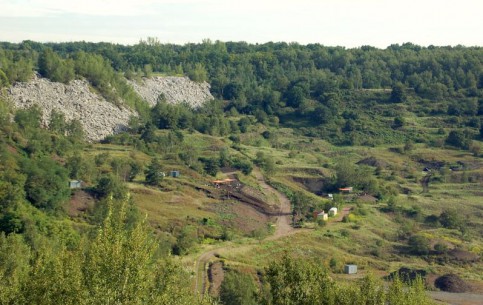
263 254 433 305
0 40 482 303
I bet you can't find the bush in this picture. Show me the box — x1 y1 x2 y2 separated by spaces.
220 270 258 305
439 209 465 231
445 130 471 149
408 234 431 255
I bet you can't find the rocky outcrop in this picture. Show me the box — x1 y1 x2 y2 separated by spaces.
6 75 213 141
7 76 135 141
128 76 213 107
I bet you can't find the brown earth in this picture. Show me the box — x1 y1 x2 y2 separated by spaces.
208 261 224 297
194 168 297 295
65 190 95 217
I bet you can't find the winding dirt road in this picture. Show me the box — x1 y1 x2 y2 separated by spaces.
194 168 295 295
253 169 294 238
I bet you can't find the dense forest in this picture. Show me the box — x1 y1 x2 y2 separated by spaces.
1 39 482 146
0 40 482 304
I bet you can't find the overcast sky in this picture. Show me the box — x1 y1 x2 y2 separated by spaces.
0 0 482 48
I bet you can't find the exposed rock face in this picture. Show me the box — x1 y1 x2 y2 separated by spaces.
7 76 135 141
128 76 213 107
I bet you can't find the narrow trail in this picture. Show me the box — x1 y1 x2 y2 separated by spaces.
194 168 296 295
252 169 294 238
193 169 351 295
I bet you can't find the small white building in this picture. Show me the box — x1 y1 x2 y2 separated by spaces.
329 207 338 216
344 264 357 274
69 180 82 189
317 211 328 221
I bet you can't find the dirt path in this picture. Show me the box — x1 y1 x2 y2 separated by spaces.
335 207 351 222
252 169 294 238
429 291 483 305
194 168 296 295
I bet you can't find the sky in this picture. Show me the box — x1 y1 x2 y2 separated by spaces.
0 0 482 48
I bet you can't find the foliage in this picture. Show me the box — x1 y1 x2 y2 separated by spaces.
439 209 465 232
263 254 434 305
144 158 164 186
21 157 70 210
38 48 75 83
95 174 128 200
390 83 407 103
0 199 214 305
408 234 431 255
445 130 472 149
220 270 258 305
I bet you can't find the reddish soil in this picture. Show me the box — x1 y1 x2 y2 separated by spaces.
334 207 352 222
448 249 480 263
66 190 95 217
195 168 298 295
252 169 294 238
208 261 224 297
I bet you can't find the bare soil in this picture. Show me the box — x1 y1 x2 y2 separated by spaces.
208 261 224 297
252 169 294 238
65 190 95 217
429 291 483 305
195 168 297 295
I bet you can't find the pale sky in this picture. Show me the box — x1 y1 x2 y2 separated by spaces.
0 0 482 48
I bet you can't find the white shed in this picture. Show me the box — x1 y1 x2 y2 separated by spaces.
329 207 338 216
344 264 357 274
317 211 328 221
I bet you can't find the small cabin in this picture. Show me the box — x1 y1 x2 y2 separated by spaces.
314 211 329 220
69 180 82 189
344 264 357 274
169 170 180 178
329 207 338 216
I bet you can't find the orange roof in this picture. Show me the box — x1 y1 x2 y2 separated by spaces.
212 178 236 184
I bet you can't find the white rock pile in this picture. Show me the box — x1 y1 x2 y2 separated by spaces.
128 76 213 107
7 76 135 141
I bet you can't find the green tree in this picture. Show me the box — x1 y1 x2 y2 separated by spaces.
22 157 70 210
439 209 464 230
445 130 471 149
49 110 67 134
95 174 127 200
38 48 75 83
84 199 156 305
390 83 407 103
25 245 86 305
220 270 258 305
145 158 164 185
0 233 31 305
264 254 336 305
408 234 431 255
14 105 42 132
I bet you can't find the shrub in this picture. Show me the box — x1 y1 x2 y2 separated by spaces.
408 234 431 255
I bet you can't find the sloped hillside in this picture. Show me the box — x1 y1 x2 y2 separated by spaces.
128 76 213 107
7 75 136 141
6 75 214 141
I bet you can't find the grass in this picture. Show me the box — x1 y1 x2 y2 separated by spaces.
80 117 483 288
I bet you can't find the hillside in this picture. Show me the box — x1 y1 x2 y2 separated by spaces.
128 76 213 107
0 40 482 305
6 75 213 141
